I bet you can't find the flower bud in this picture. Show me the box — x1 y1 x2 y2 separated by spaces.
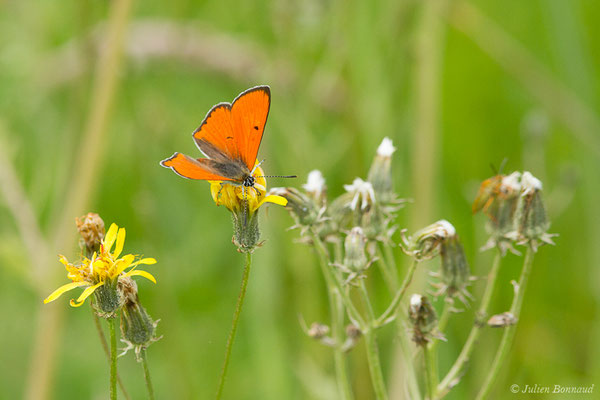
343 178 376 212
93 279 122 317
76 213 105 257
439 235 470 299
367 137 396 203
513 172 549 240
231 202 261 253
408 294 438 346
402 220 456 260
302 170 327 205
119 277 160 361
269 187 321 228
344 227 368 272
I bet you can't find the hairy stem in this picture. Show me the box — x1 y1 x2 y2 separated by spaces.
475 246 534 400
215 253 252 400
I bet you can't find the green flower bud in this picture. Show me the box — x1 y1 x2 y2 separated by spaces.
231 201 261 253
367 137 396 204
269 187 321 228
344 227 368 272
93 279 122 317
119 277 160 361
439 235 471 301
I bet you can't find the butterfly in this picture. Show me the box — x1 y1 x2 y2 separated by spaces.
161 85 291 196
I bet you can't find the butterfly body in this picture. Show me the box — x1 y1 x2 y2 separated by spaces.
161 86 272 193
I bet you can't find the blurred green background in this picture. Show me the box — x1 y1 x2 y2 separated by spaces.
0 0 598 399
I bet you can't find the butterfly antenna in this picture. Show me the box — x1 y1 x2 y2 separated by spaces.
250 159 266 175
255 175 297 179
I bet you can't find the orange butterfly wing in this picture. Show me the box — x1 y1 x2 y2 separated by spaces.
230 86 271 170
192 86 270 170
160 153 234 181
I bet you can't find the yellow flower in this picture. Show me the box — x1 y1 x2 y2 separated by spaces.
44 223 157 308
209 165 287 252
209 165 287 212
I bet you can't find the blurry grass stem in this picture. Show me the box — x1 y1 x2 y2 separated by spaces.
448 0 600 156
410 0 447 229
24 0 135 398
216 253 252 400
475 246 534 400
141 349 156 400
436 252 502 398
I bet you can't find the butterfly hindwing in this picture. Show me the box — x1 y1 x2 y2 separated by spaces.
160 153 235 181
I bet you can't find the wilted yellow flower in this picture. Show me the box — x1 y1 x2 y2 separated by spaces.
44 223 157 311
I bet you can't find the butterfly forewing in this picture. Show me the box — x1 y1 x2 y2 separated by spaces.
230 86 270 170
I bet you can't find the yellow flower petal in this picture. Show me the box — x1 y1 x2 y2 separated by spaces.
256 194 288 209
113 227 126 259
125 269 157 284
104 223 118 252
114 254 135 276
135 257 157 265
70 281 104 307
43 281 89 304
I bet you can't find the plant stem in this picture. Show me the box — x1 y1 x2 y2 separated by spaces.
332 292 354 400
141 348 155 400
108 317 118 400
311 231 355 399
376 245 397 293
359 281 388 400
310 229 365 327
376 259 419 327
216 253 252 400
423 344 437 400
91 305 130 399
378 244 422 400
436 252 502 398
475 246 534 400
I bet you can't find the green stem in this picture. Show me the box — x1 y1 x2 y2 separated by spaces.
376 246 397 293
310 229 365 327
108 317 117 400
332 292 354 400
376 259 419 327
424 344 438 400
91 305 130 399
475 246 534 400
215 253 252 400
379 243 421 400
436 252 502 398
141 348 155 400
312 232 355 399
359 282 388 400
